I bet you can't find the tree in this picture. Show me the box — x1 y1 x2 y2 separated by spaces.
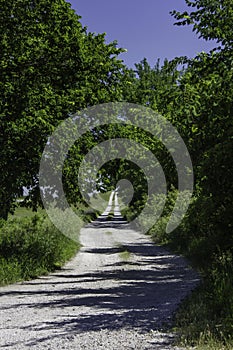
171 0 233 50
167 0 233 269
0 0 126 219
123 57 182 117
170 0 233 184
120 0 233 255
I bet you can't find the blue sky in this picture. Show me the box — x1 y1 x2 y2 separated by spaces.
68 0 216 68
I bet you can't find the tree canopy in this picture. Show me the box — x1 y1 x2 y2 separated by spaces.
0 0 126 219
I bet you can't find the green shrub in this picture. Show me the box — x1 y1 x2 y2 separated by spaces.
125 188 191 244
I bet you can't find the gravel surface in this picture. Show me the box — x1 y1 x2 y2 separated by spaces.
0 225 199 349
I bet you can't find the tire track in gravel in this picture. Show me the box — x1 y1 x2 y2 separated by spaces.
0 194 199 349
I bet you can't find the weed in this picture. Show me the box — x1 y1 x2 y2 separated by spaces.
115 243 131 261
119 249 131 261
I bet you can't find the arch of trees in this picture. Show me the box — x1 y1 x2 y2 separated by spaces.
1 0 233 342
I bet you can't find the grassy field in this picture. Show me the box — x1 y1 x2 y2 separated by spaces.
10 205 44 218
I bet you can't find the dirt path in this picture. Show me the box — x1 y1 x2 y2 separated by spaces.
0 222 199 349
0 194 199 349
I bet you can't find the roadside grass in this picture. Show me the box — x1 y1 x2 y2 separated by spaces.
1 192 113 286
189 338 233 350
0 211 81 286
169 222 233 349
166 244 233 350
173 281 233 350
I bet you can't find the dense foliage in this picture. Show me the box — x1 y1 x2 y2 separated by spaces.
0 0 126 219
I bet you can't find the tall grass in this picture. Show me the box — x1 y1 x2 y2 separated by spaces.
0 212 80 286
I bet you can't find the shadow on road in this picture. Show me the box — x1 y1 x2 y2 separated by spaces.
0 241 199 338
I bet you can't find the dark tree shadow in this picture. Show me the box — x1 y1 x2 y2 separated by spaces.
0 241 199 345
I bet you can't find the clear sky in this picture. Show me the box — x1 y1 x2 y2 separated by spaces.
68 0 216 68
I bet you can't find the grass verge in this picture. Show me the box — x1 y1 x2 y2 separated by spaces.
0 212 80 286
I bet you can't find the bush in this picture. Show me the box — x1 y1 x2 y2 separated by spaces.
124 188 192 244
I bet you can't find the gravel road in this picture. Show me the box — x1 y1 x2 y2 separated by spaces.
0 219 199 350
